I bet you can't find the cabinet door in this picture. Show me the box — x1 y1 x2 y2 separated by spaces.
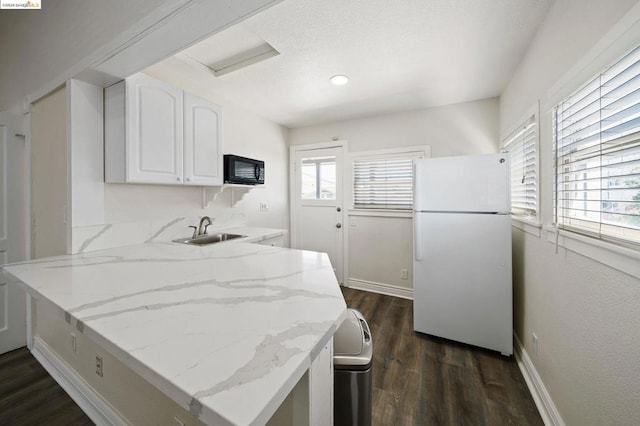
183 93 222 186
126 74 184 184
309 338 333 426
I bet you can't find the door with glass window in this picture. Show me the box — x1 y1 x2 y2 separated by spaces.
292 146 344 283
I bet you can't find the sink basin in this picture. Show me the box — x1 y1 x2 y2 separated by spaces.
173 233 246 246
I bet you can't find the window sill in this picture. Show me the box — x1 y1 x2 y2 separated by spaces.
511 216 542 237
348 209 413 218
542 225 640 279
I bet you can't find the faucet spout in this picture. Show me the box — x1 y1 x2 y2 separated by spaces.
197 216 213 236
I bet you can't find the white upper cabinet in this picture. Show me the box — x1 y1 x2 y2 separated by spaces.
183 92 222 186
128 74 184 184
105 73 222 186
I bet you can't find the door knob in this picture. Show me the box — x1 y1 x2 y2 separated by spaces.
336 223 342 229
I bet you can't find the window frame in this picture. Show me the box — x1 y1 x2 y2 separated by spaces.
501 102 541 230
348 146 431 214
300 155 337 201
552 45 640 250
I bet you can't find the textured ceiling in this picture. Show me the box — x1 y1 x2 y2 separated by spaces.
147 0 554 128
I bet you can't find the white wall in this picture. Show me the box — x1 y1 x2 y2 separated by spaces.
290 98 499 156
499 0 640 425
290 99 499 294
347 215 414 291
31 86 68 258
0 0 173 112
69 80 104 227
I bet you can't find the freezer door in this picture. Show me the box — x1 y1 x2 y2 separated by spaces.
414 153 510 213
413 212 512 354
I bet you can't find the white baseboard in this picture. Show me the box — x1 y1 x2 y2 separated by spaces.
31 336 128 426
346 278 413 300
513 334 565 426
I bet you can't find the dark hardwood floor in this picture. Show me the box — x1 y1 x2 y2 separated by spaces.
0 346 93 425
342 287 543 426
0 288 542 426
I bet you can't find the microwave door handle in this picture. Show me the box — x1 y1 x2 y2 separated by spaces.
254 164 260 180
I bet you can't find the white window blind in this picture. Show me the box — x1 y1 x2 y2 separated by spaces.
353 157 416 210
554 45 640 246
502 115 537 217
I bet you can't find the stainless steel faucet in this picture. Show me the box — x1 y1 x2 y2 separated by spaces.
197 216 213 237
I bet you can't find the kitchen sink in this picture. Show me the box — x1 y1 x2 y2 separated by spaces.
173 233 246 246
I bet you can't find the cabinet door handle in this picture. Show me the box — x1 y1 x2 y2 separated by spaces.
177 177 181 181
336 223 342 229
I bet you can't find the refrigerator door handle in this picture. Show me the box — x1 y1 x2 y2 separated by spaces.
414 213 423 261
413 160 422 211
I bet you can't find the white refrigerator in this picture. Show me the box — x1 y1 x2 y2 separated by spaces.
413 153 512 355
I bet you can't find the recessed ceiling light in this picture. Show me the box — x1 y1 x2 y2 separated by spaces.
330 75 349 85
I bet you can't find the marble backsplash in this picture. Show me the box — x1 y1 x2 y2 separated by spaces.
71 213 247 254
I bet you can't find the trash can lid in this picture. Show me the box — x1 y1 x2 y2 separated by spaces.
333 309 373 367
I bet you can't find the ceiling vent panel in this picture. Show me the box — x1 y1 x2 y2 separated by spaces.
181 22 279 77
207 43 279 77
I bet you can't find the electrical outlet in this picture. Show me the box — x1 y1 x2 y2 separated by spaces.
70 333 77 356
96 355 103 377
400 268 408 280
260 201 269 212
532 333 539 356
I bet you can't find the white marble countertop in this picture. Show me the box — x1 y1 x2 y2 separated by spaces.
2 241 346 425
219 226 287 244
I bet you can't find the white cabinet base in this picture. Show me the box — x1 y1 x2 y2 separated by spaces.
310 339 333 426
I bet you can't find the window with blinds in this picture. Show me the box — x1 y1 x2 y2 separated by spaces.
353 157 415 209
502 115 537 217
554 45 640 247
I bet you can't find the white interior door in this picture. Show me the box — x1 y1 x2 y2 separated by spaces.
292 145 344 283
0 112 28 354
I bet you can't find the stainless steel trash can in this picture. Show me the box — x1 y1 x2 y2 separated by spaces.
334 309 373 426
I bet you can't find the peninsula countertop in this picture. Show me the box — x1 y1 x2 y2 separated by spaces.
2 241 347 425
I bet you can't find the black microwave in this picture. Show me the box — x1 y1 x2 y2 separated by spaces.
223 154 265 185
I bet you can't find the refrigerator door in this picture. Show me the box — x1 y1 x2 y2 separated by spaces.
414 153 510 213
413 212 512 354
